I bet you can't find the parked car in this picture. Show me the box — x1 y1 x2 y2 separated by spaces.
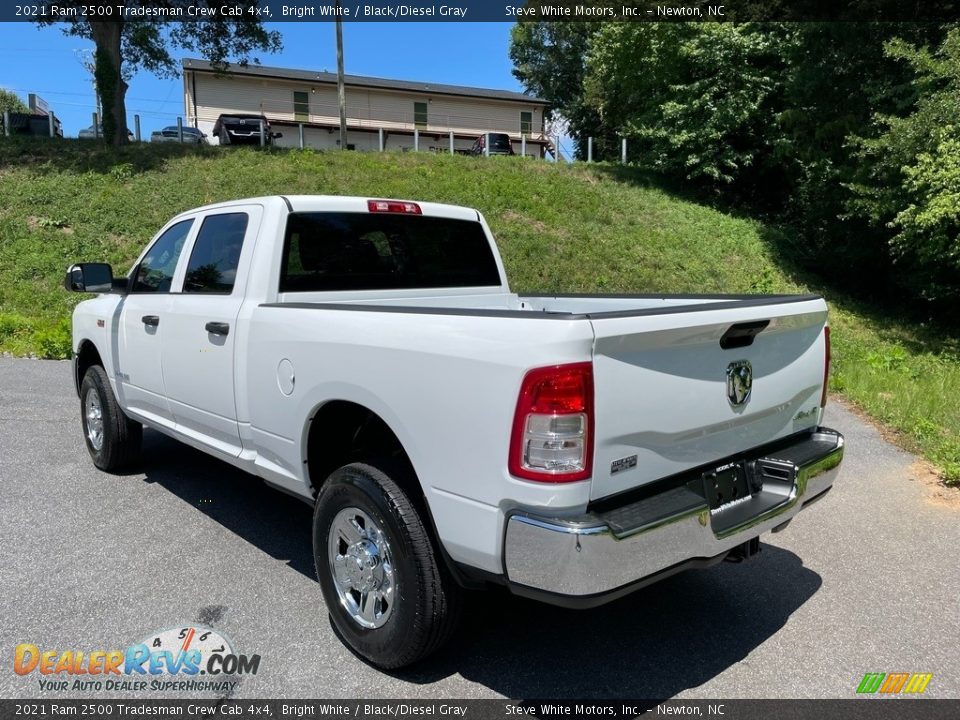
150 126 207 144
470 132 515 156
65 195 843 669
78 125 134 141
212 113 281 145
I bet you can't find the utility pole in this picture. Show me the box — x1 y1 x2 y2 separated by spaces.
335 2 347 150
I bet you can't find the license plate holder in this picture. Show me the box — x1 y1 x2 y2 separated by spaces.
702 463 751 510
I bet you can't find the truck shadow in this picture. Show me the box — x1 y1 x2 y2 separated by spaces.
137 429 822 701
408 547 821 700
137 429 316 579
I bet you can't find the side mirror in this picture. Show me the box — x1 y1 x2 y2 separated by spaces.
64 263 115 293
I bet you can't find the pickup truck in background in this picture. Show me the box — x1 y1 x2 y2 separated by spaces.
65 195 844 668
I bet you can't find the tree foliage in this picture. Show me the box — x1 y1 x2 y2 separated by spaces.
585 23 788 184
850 28 960 303
509 20 958 312
36 2 281 145
510 22 611 159
0 89 29 115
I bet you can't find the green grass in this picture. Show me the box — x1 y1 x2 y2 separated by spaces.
0 137 957 486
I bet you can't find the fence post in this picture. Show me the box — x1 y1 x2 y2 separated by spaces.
2 111 8 137
521 134 526 157
449 130 454 155
484 132 490 157
621 137 627 164
298 123 304 149
134 115 141 142
414 128 419 152
93 112 99 139
587 137 593 163
379 128 385 152
259 120 265 147
177 116 184 144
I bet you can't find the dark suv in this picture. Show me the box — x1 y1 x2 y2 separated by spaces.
213 114 282 145
470 133 515 156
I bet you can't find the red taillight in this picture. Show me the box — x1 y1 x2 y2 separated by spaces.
509 362 594 482
367 199 422 215
821 325 831 408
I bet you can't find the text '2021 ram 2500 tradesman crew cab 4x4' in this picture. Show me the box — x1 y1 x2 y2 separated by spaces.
66 196 844 668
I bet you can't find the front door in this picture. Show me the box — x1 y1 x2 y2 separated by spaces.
116 217 194 425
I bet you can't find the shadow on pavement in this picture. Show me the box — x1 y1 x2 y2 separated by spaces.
137 428 822 700
138 429 315 579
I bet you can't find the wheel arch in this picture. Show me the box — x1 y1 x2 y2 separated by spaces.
304 399 420 500
303 399 478 587
74 339 104 397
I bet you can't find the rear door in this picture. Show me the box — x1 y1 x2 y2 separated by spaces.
588 298 829 499
161 206 262 456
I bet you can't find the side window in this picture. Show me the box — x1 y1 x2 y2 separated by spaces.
183 212 249 294
131 219 193 293
414 101 428 130
520 111 533 136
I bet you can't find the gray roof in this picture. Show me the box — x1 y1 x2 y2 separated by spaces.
181 58 547 105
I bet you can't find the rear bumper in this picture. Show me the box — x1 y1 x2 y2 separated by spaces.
503 427 843 605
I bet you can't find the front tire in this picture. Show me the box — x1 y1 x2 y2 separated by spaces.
313 462 461 668
79 365 142 472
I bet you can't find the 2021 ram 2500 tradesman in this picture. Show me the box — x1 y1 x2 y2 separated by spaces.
66 195 844 668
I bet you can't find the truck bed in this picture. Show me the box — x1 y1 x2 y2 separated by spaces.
260 290 829 501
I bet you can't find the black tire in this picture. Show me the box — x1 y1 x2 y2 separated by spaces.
79 365 142 472
313 462 461 668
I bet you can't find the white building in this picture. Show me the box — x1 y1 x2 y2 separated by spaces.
181 58 553 157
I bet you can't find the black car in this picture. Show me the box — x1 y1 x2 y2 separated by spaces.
470 133 515 156
213 114 282 145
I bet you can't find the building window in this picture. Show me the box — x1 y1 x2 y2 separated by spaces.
414 101 428 130
520 111 533 136
293 91 309 122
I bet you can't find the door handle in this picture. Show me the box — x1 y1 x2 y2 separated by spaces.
205 321 230 336
141 315 160 327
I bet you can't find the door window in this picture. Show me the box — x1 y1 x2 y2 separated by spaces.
130 219 193 293
520 111 533 135
183 212 250 294
293 91 309 122
414 102 428 130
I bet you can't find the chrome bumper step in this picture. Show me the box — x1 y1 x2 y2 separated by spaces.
503 427 844 601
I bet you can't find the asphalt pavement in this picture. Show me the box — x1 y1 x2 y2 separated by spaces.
1 356 958 700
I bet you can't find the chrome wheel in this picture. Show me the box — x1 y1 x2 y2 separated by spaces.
84 388 104 452
328 507 396 629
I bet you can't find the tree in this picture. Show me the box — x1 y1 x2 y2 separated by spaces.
510 22 611 160
0 88 30 115
584 23 790 187
850 28 960 305
36 2 281 145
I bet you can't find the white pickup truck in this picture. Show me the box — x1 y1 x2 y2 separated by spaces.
66 195 843 668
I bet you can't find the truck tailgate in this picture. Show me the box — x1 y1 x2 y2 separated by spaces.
589 298 828 500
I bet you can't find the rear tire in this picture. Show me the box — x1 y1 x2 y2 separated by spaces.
313 462 461 668
79 365 142 472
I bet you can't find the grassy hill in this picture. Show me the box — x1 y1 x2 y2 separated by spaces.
0 138 957 485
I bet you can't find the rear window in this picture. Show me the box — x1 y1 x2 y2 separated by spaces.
489 134 511 147
279 212 502 292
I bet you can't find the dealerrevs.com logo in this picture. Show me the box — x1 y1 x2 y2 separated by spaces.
14 626 260 693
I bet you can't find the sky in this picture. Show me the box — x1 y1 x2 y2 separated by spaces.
0 21 543 142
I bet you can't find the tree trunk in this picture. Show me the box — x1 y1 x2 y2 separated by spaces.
89 20 128 146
